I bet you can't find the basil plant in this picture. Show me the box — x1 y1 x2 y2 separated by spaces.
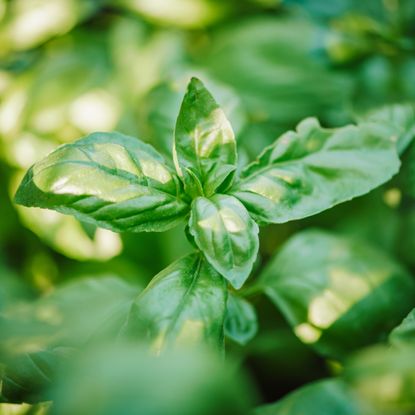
15 77 401 353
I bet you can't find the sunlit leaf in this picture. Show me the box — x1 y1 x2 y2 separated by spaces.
0 0 102 55
189 194 259 289
15 205 122 261
142 79 246 157
258 229 415 358
124 253 227 353
224 293 258 345
174 77 237 197
232 118 400 224
116 0 232 29
15 132 189 233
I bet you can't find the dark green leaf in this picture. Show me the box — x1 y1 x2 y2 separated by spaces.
232 118 400 225
124 253 227 353
397 139 415 198
254 379 369 415
259 229 415 358
1 348 72 404
189 194 259 289
224 293 258 345
15 132 189 233
173 77 237 197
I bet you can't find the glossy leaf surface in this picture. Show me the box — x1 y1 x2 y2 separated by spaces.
259 229 415 358
224 293 258 345
254 379 368 415
15 132 188 233
174 77 237 197
189 194 259 289
125 253 227 353
232 118 400 224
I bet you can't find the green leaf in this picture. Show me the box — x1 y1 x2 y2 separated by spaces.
224 293 258 345
254 379 370 415
173 77 237 197
232 118 400 225
344 345 415 413
15 132 189 233
259 229 415 359
361 104 415 155
189 194 259 289
124 253 227 353
1 348 71 404
50 343 255 415
0 276 139 358
389 309 415 347
0 276 139 404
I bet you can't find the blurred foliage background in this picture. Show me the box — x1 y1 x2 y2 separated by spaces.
1 0 415 414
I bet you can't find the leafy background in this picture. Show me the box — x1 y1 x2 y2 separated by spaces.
1 0 415 414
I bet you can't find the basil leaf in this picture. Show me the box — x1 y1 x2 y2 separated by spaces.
224 293 258 345
232 118 400 225
259 229 415 359
189 194 259 289
0 276 138 360
124 253 227 353
15 132 189 233
389 309 415 347
362 104 415 155
1 348 71 404
50 344 255 415
174 77 237 197
255 379 370 415
344 345 415 413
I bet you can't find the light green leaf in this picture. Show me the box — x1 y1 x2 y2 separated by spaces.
50 343 255 415
0 276 139 404
255 379 370 415
124 253 227 353
389 309 415 347
344 345 415 413
259 229 415 358
15 132 189 233
189 194 259 289
0 276 139 356
361 104 415 155
224 293 258 346
173 77 237 197
232 118 400 225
